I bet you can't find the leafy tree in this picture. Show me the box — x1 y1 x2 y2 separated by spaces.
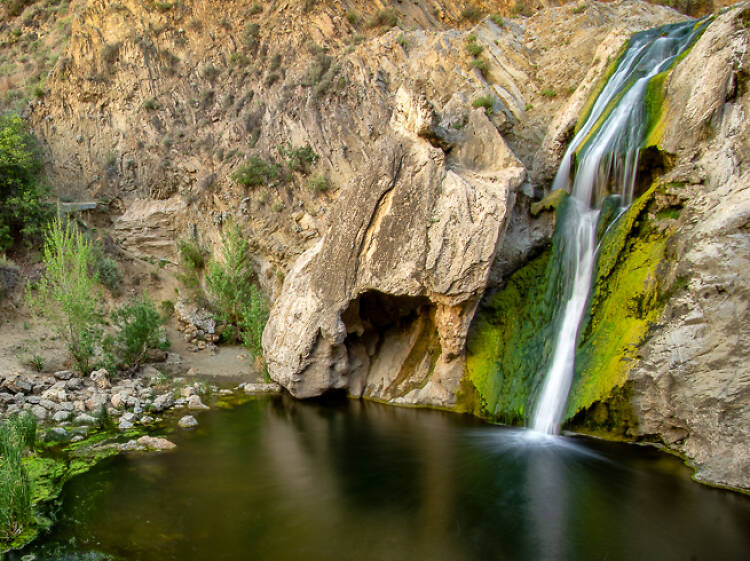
238 287 268 362
206 222 260 343
26 218 103 374
0 114 52 251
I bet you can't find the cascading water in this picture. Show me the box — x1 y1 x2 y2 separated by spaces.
530 20 709 435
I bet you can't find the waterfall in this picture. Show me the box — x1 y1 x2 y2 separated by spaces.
530 20 708 435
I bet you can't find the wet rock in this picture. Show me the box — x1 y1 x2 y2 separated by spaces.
137 436 176 450
187 395 209 410
118 417 134 430
242 382 282 395
178 415 198 428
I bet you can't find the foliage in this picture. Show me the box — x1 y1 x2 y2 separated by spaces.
0 413 36 546
472 95 494 115
103 295 169 369
466 42 483 57
368 8 398 28
491 14 505 27
232 157 281 187
278 143 318 173
238 285 268 361
541 88 557 98
242 23 260 52
471 58 490 76
143 97 159 111
26 218 103 375
461 6 483 22
205 222 258 343
178 238 207 271
0 114 52 251
307 175 329 192
91 243 122 295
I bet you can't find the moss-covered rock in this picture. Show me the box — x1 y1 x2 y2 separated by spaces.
565 182 677 421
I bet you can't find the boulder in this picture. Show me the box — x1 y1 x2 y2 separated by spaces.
187 395 209 410
90 369 111 389
54 370 74 380
178 415 198 428
137 436 176 450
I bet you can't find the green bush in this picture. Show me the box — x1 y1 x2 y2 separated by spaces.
466 42 483 57
232 157 281 187
472 95 494 115
471 57 490 76
0 114 52 251
307 174 329 192
491 14 505 27
206 222 259 343
0 413 36 546
103 295 169 369
92 243 123 295
278 143 318 173
238 285 268 361
143 97 159 111
178 238 207 271
541 88 557 98
26 218 103 375
243 23 260 52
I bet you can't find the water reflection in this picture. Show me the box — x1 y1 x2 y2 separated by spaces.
19 397 750 561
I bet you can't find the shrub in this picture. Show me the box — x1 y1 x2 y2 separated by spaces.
248 2 263 15
541 88 557 98
143 97 159 111
229 52 250 67
472 57 490 76
202 64 220 82
238 285 268 361
466 42 483 57
368 8 399 28
303 52 332 86
461 6 483 22
103 295 169 369
346 10 359 26
0 114 52 251
178 238 207 271
278 143 318 173
308 175 329 192
206 222 258 343
91 243 123 295
26 218 103 374
472 95 494 115
243 23 261 52
232 157 280 187
491 14 505 27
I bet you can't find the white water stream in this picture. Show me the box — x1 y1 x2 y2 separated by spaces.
530 20 708 435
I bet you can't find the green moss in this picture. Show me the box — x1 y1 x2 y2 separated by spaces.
530 188 567 217
565 182 674 420
643 70 669 148
464 243 559 424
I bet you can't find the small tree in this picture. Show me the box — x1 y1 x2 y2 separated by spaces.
238 286 268 362
206 222 258 342
26 218 102 374
103 295 170 369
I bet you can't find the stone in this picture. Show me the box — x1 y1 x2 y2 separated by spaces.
181 386 196 397
31 405 48 420
187 395 209 410
118 417 134 430
46 427 68 441
140 415 154 424
54 370 74 380
53 410 70 423
65 378 83 391
111 393 124 409
243 382 282 395
74 413 97 425
178 415 198 428
90 369 111 389
39 399 56 411
151 393 174 412
121 412 137 423
137 436 176 450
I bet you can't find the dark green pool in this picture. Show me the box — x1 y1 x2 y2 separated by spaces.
15 396 750 561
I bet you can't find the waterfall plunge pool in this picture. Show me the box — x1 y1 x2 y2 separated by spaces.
15 396 750 561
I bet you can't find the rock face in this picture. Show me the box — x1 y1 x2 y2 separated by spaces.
264 100 524 404
618 6 750 490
